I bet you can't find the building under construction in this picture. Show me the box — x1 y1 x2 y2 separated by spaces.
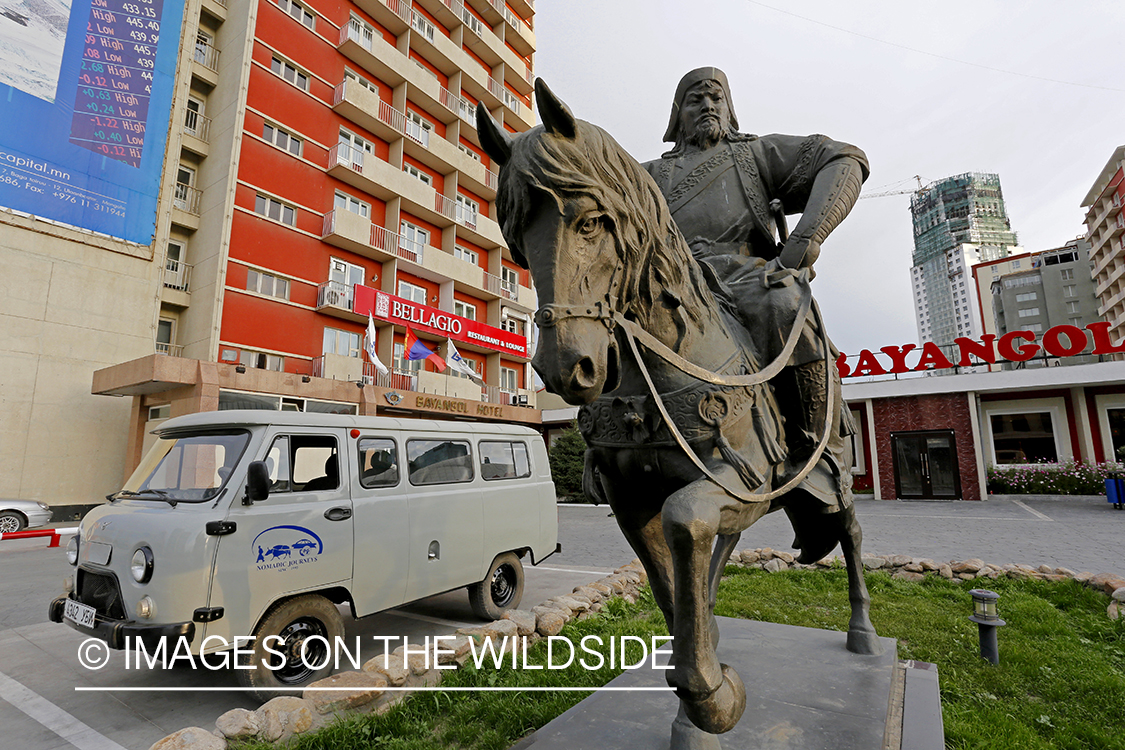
909 173 1021 353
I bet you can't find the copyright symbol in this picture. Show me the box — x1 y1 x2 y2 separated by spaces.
78 638 110 670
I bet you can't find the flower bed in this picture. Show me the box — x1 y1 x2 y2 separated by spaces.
986 460 1123 495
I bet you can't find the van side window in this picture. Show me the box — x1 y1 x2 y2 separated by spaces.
358 438 398 488
407 439 473 485
291 435 339 492
264 436 291 492
479 441 532 480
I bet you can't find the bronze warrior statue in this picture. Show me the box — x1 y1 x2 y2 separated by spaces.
644 66 868 557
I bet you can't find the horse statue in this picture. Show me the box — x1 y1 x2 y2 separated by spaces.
476 81 882 745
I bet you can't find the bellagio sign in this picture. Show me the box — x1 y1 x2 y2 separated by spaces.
837 322 1125 378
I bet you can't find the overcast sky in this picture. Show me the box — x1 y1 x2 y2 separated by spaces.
532 0 1125 356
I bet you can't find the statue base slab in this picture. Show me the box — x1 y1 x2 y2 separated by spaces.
512 617 943 750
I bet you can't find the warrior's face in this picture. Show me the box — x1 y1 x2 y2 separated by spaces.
679 80 731 150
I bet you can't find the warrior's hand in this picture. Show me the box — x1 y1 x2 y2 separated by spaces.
779 236 821 269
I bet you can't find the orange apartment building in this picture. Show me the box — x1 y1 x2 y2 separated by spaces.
93 0 541 474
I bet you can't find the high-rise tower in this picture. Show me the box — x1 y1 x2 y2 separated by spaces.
909 173 1021 349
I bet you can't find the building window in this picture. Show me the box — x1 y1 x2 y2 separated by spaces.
1017 308 1040 318
501 265 519 294
1063 285 1077 297
1015 292 1037 302
344 69 378 94
270 56 309 91
255 194 296 226
403 163 432 186
500 366 518 393
406 111 432 147
334 190 369 218
398 280 426 305
247 269 290 300
156 318 175 354
323 327 361 358
185 97 205 137
453 300 476 320
1066 301 1081 313
990 412 1057 464
263 122 302 156
240 350 284 371
277 0 315 28
1060 269 1074 280
454 245 478 265
194 30 215 66
455 194 479 226
450 353 479 380
458 144 481 162
501 315 526 337
400 221 429 259
1026 323 1043 333
165 241 187 290
393 342 422 374
1012 260 1021 268
173 165 195 211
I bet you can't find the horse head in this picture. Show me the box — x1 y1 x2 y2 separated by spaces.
477 80 691 404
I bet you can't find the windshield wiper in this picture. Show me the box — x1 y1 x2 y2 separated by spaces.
110 489 179 506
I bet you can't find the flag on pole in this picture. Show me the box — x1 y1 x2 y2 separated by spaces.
364 313 389 376
405 327 446 371
446 339 483 382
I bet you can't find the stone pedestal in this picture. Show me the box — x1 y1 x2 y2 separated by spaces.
513 618 940 750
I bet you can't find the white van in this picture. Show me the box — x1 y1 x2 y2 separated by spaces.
49 411 558 694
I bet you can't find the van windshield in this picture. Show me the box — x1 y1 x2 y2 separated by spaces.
119 431 250 502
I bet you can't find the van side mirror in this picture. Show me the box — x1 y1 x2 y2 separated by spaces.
245 461 271 505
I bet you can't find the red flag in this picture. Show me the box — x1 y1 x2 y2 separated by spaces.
404 328 446 371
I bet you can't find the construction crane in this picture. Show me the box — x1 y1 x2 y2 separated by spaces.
859 175 928 200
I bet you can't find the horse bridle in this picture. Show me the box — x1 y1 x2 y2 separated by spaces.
533 265 836 505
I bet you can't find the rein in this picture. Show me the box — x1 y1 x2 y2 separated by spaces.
536 270 832 505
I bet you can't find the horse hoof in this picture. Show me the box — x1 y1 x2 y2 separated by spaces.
671 710 722 750
679 664 746 734
847 629 885 656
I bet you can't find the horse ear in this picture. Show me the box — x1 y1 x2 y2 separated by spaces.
476 102 512 166
535 78 576 139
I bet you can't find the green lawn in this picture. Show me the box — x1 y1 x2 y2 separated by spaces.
234 569 1125 749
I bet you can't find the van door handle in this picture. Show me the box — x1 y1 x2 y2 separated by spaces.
324 507 352 521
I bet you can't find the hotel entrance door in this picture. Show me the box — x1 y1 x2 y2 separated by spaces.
892 430 960 500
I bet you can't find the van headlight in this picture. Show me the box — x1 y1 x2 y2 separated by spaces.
131 547 154 583
66 535 79 565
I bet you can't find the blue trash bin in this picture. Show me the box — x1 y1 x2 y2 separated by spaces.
1107 478 1124 509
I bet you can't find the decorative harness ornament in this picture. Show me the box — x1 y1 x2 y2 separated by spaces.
535 268 835 505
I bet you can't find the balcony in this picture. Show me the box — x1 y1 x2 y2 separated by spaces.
482 385 535 407
316 280 366 323
182 110 211 157
312 353 365 381
155 342 183 357
201 0 227 21
484 271 517 301
364 365 417 391
171 183 202 230
321 207 373 256
352 0 411 37
163 259 192 292
192 41 220 87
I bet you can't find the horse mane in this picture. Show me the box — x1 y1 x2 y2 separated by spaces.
496 120 721 327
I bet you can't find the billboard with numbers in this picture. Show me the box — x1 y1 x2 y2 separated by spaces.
0 0 184 244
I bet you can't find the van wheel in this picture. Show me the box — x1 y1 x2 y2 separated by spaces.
236 594 343 702
469 552 524 620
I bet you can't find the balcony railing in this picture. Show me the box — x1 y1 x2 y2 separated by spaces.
373 224 425 264
155 342 183 357
163 259 192 292
383 0 411 22
484 271 518 300
317 280 354 310
485 169 498 191
481 385 518 405
172 183 202 214
435 192 457 222
329 142 363 173
364 366 417 390
193 40 219 71
184 110 211 142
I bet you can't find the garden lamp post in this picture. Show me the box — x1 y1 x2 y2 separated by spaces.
968 589 1005 665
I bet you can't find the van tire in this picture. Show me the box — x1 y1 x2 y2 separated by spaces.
469 552 524 620
236 594 344 701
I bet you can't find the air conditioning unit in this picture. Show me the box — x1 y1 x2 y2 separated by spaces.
516 394 529 406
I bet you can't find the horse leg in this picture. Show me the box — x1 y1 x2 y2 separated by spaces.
836 503 883 655
706 533 740 647
662 479 748 735
606 493 676 633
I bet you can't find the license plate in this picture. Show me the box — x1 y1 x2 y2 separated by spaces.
64 599 97 628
